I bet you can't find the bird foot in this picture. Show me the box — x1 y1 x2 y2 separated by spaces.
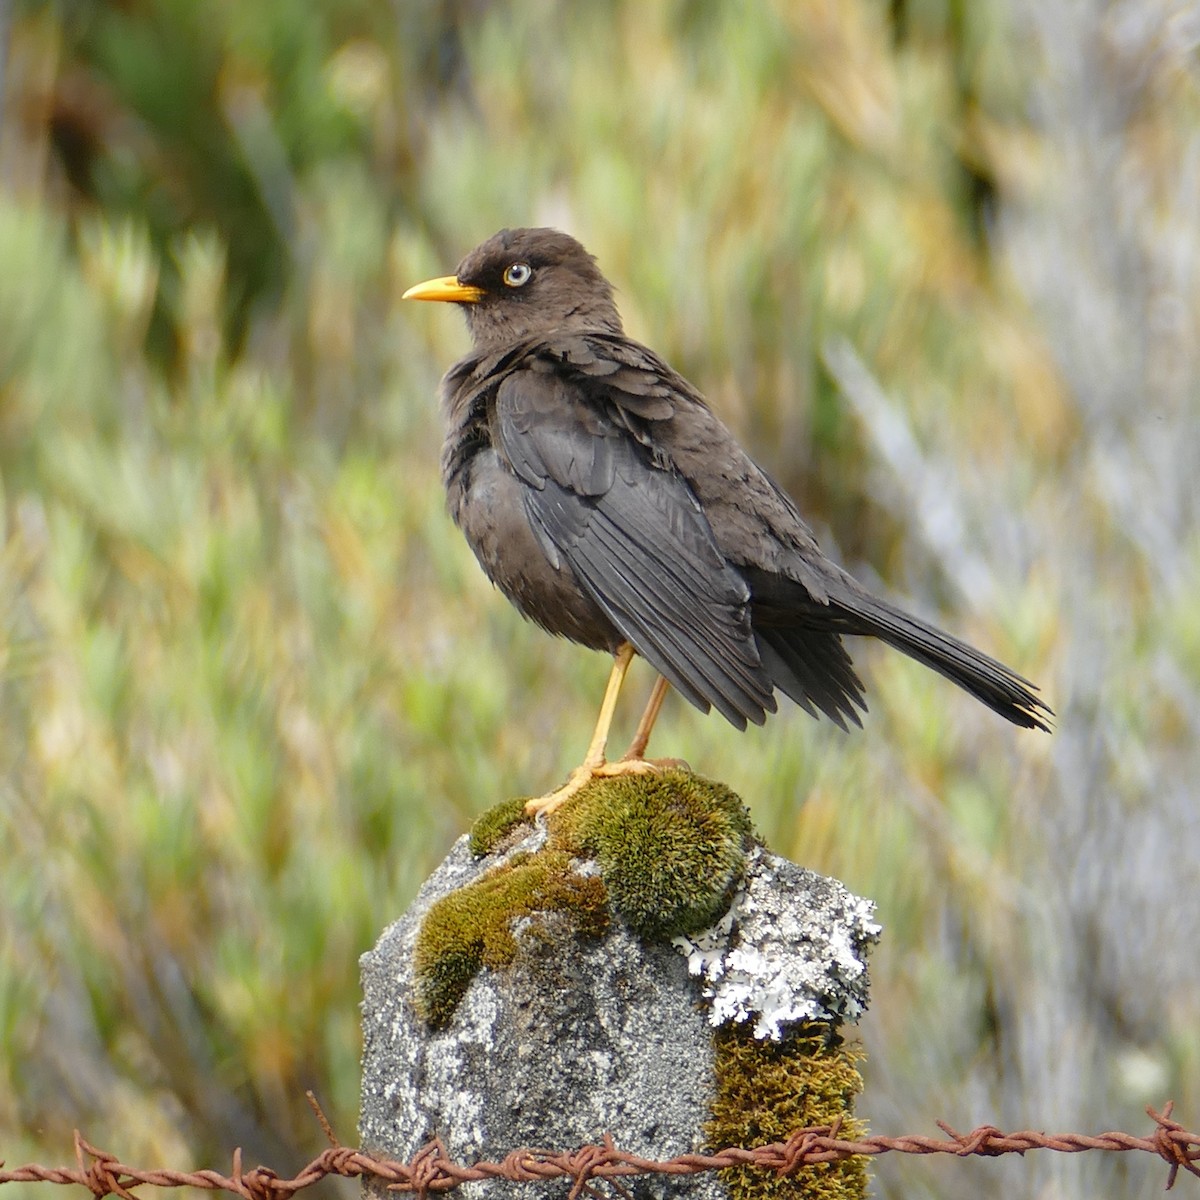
524 764 599 817
524 756 688 817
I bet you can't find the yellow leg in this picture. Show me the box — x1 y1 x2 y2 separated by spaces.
579 643 635 770
620 674 670 760
525 644 660 816
614 676 691 768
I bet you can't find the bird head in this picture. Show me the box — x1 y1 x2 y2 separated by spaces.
403 227 623 350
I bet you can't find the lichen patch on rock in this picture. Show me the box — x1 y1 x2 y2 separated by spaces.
674 846 880 1040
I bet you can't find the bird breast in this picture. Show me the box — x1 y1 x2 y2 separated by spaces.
446 444 622 653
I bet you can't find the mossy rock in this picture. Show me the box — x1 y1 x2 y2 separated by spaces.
707 1021 867 1200
419 771 756 1027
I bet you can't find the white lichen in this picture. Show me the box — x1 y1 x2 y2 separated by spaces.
673 846 881 1040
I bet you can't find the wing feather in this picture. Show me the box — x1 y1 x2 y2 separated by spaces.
494 370 775 727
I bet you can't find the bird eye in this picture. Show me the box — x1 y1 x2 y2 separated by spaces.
503 262 533 288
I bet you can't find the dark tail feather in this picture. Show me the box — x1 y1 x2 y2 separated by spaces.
832 588 1053 732
756 628 867 731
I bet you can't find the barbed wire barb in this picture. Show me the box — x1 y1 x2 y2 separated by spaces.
303 1092 339 1150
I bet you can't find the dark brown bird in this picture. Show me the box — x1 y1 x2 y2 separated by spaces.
405 228 1051 813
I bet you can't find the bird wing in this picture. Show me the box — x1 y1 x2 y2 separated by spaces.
494 366 776 729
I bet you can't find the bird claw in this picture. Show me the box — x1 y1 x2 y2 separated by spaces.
523 765 596 817
523 756 691 817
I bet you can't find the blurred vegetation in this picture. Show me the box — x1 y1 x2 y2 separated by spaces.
1 2 1198 1199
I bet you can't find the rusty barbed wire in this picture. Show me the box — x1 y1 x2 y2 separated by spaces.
1 1100 1196 1198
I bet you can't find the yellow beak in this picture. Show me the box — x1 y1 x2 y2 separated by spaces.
402 275 485 304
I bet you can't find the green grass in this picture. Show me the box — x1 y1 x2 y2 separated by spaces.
2 4 1199 1200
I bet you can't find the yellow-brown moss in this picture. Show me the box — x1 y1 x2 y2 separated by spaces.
706 1021 867 1200
412 849 609 1027
550 770 754 939
468 795 533 857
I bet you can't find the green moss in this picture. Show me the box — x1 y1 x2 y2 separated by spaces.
707 1022 867 1200
551 770 754 939
412 850 609 1027
468 795 533 857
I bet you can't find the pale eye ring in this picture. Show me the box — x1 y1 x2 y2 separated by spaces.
503 262 533 288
